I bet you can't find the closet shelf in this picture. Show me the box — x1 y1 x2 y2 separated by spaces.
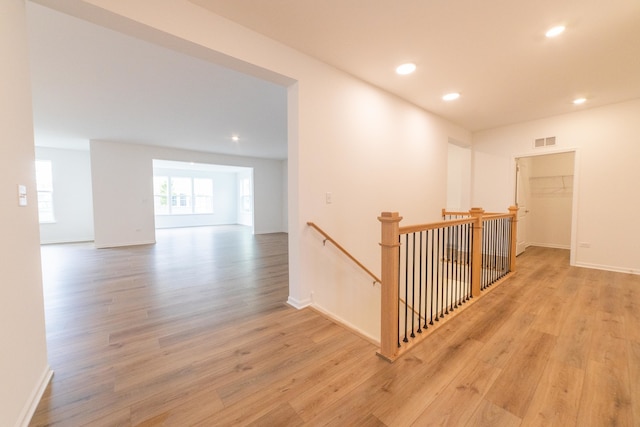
529 174 573 195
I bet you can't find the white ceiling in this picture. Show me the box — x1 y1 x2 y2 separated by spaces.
27 2 288 159
192 0 640 131
28 0 640 160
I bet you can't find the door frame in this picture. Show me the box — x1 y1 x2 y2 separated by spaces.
514 157 529 256
511 148 580 266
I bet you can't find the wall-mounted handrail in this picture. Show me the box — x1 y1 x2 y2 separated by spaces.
308 222 426 323
307 222 382 284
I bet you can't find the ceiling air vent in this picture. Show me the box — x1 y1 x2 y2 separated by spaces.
534 136 556 148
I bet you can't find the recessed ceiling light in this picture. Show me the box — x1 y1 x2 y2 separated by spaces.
573 97 587 105
545 25 565 38
232 135 239 142
442 92 461 101
396 63 416 75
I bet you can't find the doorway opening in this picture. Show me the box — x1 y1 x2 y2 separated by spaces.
515 151 576 260
152 159 254 233
446 139 471 211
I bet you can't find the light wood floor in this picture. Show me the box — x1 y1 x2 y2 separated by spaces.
31 226 640 426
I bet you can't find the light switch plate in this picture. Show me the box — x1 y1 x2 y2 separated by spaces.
18 184 27 206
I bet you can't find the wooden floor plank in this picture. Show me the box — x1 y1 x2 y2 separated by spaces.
520 360 584 426
627 340 640 425
577 359 633 426
29 231 640 426
410 359 502 426
484 329 557 418
464 400 521 427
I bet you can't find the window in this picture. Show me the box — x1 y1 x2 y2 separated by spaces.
240 178 252 212
153 176 169 215
153 175 213 215
35 160 55 223
170 177 193 214
194 178 213 213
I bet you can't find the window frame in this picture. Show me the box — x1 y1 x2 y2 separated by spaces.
35 159 56 223
153 174 214 216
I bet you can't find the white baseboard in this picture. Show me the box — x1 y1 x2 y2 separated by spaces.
94 239 156 249
309 303 380 346
286 295 311 309
17 365 53 427
526 242 571 250
573 261 640 275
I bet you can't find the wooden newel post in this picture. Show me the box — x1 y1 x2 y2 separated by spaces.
508 205 518 273
378 212 402 361
469 207 484 298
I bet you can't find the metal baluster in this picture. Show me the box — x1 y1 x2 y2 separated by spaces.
465 223 470 300
489 219 494 285
435 228 441 321
430 229 435 325
418 231 423 333
500 218 504 277
481 220 487 289
508 218 513 273
496 219 500 281
454 224 460 308
445 226 450 314
440 229 449 317
452 225 456 309
423 230 429 329
403 234 409 343
397 234 401 348
411 233 416 338
450 225 455 311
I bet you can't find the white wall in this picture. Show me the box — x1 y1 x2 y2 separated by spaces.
446 142 471 211
153 167 238 228
36 147 94 243
281 159 288 232
236 169 253 227
0 1 51 426
90 140 284 248
90 140 156 248
35 0 470 341
473 99 640 274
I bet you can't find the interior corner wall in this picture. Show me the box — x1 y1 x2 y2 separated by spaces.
36 146 95 244
0 1 51 426
472 98 640 274
45 0 470 341
90 140 284 248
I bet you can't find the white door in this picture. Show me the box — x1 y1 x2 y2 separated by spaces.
515 159 529 255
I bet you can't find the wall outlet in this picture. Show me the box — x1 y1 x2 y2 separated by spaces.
579 242 591 248
325 192 332 204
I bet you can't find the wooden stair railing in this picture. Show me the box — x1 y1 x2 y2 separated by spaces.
378 206 519 362
307 222 382 284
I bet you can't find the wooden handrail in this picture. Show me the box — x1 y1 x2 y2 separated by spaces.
399 216 475 234
307 222 382 284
